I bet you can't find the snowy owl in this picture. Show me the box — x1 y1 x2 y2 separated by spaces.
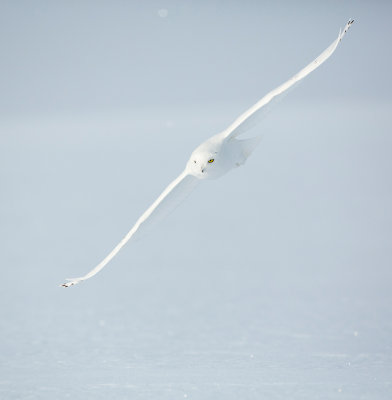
61 20 354 287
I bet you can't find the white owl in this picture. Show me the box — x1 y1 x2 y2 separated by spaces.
62 20 354 287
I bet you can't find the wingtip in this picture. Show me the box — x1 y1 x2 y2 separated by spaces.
60 282 73 288
339 18 354 41
59 278 82 288
345 18 355 30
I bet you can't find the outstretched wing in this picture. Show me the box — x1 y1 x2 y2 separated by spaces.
223 19 354 140
61 171 199 287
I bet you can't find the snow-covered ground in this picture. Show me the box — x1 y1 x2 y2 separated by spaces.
1 103 391 399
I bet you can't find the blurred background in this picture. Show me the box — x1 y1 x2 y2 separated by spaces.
1 1 391 399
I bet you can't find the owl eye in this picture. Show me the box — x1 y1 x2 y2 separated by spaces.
208 159 214 163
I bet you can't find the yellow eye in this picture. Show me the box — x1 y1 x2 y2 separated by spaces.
208 159 214 163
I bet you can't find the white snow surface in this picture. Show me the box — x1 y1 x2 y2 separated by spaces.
1 104 391 399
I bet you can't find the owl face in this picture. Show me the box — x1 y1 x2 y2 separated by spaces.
187 151 218 179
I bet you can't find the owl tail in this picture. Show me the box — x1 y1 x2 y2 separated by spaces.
237 136 262 165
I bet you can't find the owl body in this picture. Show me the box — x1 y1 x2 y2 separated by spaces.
186 132 261 180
